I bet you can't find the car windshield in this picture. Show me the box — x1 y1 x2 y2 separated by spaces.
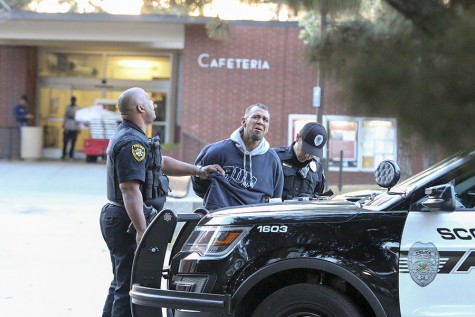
363 150 475 210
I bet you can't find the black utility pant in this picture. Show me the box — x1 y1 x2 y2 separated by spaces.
100 204 135 317
62 130 78 158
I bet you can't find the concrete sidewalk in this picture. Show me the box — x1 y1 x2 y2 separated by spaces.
0 159 201 317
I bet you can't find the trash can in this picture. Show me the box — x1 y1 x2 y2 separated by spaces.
20 126 44 160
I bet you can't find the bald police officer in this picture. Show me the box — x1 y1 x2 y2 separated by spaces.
273 122 328 201
100 87 223 317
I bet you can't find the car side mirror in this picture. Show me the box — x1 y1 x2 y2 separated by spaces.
374 160 400 189
415 184 456 212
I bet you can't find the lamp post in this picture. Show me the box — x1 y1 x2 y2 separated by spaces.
316 4 328 124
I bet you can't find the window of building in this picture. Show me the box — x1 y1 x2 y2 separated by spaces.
360 119 396 169
326 116 397 171
38 50 174 155
288 114 397 172
105 55 171 80
39 52 103 78
328 120 359 168
39 52 171 80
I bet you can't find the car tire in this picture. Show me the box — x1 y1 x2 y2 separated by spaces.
251 283 363 317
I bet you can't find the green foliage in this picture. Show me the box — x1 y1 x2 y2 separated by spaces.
142 0 213 15
290 0 361 14
299 11 320 45
306 0 475 152
3 0 104 12
206 18 230 41
3 0 30 10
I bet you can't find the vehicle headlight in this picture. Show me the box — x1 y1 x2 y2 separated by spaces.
181 226 250 257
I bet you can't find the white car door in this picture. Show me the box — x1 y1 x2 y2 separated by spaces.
399 208 475 316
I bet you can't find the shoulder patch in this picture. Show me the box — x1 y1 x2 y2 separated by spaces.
132 144 146 162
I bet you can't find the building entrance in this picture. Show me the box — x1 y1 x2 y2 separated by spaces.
37 50 174 159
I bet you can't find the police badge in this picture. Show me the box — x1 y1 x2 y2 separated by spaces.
309 161 317 172
132 144 146 162
407 242 439 287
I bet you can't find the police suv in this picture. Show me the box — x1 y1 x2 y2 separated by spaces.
130 150 475 317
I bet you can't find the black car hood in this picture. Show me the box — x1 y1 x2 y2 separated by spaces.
200 200 362 226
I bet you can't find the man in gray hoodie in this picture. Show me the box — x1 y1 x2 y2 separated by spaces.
192 103 283 210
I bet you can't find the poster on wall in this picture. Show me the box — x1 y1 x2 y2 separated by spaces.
328 120 358 166
288 114 397 171
288 114 323 144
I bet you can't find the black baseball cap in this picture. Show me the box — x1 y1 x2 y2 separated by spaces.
300 122 327 158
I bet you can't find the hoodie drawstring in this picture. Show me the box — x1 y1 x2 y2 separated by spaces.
248 153 253 187
243 153 253 188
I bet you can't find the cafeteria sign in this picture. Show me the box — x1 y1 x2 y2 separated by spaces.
197 53 270 70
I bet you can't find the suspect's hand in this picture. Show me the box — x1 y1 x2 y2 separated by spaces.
197 164 225 179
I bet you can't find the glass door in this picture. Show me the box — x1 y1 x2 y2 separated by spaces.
39 86 103 152
38 50 175 158
38 85 169 157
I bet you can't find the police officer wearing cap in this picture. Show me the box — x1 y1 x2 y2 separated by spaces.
100 87 224 317
273 122 328 201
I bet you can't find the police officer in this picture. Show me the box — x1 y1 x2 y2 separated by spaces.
274 122 328 201
99 87 223 317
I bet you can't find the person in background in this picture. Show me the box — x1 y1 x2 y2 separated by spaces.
62 96 80 160
192 103 283 210
273 122 328 200
100 87 223 317
13 95 32 128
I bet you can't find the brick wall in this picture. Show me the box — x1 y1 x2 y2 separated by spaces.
0 46 38 127
0 46 38 159
181 24 318 152
0 29 443 186
180 24 384 185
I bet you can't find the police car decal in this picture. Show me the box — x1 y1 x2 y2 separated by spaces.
401 249 475 275
399 211 475 316
132 144 146 162
400 242 439 287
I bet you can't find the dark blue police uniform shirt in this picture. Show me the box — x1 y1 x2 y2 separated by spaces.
109 120 149 185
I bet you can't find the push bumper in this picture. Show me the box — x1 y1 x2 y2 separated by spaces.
130 284 231 315
131 208 229 317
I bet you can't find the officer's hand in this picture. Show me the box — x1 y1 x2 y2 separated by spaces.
198 164 225 180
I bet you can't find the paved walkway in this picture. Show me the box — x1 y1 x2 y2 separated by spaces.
0 159 200 317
